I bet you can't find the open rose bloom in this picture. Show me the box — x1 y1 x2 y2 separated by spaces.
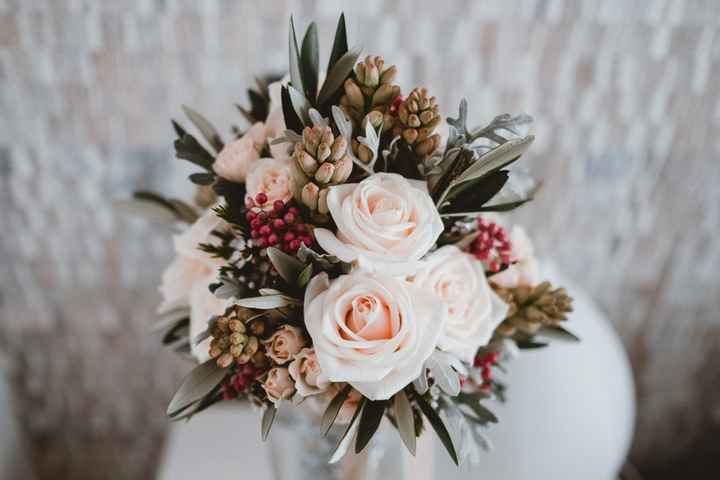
144 14 575 467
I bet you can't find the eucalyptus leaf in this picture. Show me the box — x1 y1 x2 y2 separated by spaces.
114 198 178 225
425 352 461 396
297 263 313 287
300 22 319 100
168 199 199 223
355 400 386 454
515 339 548 349
167 359 227 417
288 16 304 95
317 47 362 106
455 136 534 184
327 13 348 72
538 325 581 342
441 170 509 216
174 133 215 171
393 391 416 455
321 384 352 435
151 308 190 333
235 295 299 310
189 172 215 186
414 392 459 466
281 85 305 134
328 399 365 464
288 85 311 126
261 404 277 441
182 105 224 153
457 392 499 424
171 119 187 139
266 247 305 284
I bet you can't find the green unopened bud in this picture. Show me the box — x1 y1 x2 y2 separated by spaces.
332 156 353 183
229 332 247 346
228 319 245 333
380 65 397 85
314 162 335 184
301 182 319 210
403 128 418 144
344 79 365 111
295 150 318 174
331 136 348 161
363 110 384 129
407 114 421 128
302 127 320 155
318 188 329 215
317 143 332 163
372 84 395 107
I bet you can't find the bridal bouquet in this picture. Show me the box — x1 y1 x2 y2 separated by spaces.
134 14 577 465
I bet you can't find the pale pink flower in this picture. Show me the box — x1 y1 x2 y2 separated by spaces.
304 271 445 400
263 367 296 404
314 173 444 275
412 245 508 362
245 157 294 210
213 136 260 183
263 325 306 365
288 348 330 397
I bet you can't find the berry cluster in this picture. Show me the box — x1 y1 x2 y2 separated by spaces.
468 217 512 272
388 94 404 117
474 351 499 390
245 194 314 253
222 363 261 400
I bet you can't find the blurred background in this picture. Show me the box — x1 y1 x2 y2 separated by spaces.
1 0 719 478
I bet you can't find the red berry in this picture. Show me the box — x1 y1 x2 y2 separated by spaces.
294 223 306 234
256 237 268 248
250 230 260 239
250 218 261 229
301 236 313 246
257 212 267 222
245 211 257 221
273 200 285 212
268 234 279 246
283 232 295 242
289 239 301 251
273 219 286 230
283 212 296 224
255 192 268 205
288 207 300 216
259 225 271 236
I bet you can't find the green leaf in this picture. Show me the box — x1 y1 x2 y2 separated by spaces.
455 135 534 184
235 295 299 310
297 263 313 288
317 46 362 106
267 247 305 284
515 339 548 349
168 199 199 223
321 384 352 435
393 391 417 455
327 13 348 72
174 133 215 171
281 85 305 134
329 398 366 463
477 198 533 212
167 359 228 417
414 392 459 466
441 170 509 215
300 22 319 100
457 392 499 425
288 16 304 95
182 105 224 153
538 325 581 342
288 85 311 126
189 172 215 186
355 400 386 454
261 404 277 441
171 119 187 139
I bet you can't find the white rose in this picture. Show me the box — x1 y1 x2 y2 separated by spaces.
314 173 444 275
245 157 294 211
158 210 228 362
412 246 508 362
304 271 445 400
189 273 227 362
288 348 330 397
490 225 540 288
213 135 261 183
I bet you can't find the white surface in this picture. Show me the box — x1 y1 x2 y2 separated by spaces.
158 268 635 479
